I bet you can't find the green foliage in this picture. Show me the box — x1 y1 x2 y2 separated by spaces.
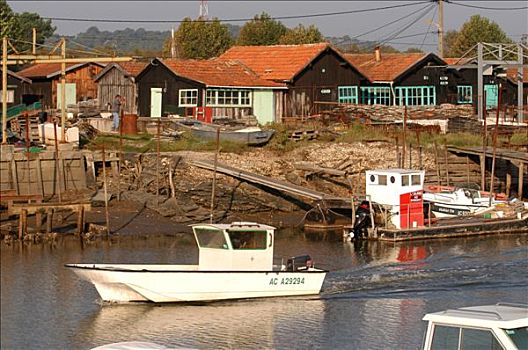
278 24 324 45
443 30 459 57
405 47 424 53
0 0 19 39
175 18 232 59
447 15 512 57
1 0 55 50
237 12 287 46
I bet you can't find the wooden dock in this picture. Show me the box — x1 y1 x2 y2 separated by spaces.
447 146 527 199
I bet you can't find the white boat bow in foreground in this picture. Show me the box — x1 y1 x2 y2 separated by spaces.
66 222 327 303
422 303 528 350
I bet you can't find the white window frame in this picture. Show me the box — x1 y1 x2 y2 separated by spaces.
0 90 15 103
179 89 198 107
206 89 251 107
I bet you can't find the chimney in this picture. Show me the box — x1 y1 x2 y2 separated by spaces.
374 46 381 62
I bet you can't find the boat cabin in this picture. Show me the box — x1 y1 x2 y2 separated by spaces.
421 304 528 350
191 222 275 271
366 169 425 229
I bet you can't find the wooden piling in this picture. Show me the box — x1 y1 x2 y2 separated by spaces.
101 146 111 236
18 209 27 240
210 127 220 224
46 209 53 233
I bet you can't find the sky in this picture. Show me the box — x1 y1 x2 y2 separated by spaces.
7 0 528 52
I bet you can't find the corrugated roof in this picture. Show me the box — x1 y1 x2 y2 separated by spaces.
219 43 331 82
18 62 104 79
159 58 286 88
345 52 432 82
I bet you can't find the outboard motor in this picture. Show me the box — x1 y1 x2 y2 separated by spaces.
350 201 372 240
286 255 313 271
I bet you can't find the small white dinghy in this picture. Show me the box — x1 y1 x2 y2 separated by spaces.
66 222 327 303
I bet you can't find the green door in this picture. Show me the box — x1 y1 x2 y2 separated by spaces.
253 90 274 125
56 83 76 109
150 87 163 118
484 84 498 108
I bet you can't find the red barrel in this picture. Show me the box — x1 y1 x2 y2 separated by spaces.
121 114 138 135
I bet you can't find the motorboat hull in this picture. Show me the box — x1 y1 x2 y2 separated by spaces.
65 264 327 303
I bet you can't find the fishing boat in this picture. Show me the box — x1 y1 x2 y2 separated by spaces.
66 222 327 303
423 185 507 217
421 303 528 350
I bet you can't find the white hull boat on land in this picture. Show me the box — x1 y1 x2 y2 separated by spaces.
66 222 327 303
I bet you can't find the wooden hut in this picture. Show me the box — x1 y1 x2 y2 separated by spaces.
0 68 32 106
17 62 105 109
94 61 147 115
220 43 369 118
136 58 286 124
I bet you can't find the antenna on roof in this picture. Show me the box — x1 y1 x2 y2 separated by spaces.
199 0 209 20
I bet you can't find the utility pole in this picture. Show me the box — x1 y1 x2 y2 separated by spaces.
438 0 444 58
171 27 175 58
60 38 66 142
2 37 7 144
32 28 37 55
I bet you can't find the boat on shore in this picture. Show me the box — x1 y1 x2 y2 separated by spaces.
421 303 528 350
66 222 326 303
177 119 275 146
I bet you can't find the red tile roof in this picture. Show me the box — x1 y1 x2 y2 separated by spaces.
159 58 286 88
507 67 528 83
18 62 104 79
219 43 331 82
345 52 433 82
117 61 147 77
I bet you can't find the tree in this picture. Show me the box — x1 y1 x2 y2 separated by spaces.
0 0 20 40
237 12 287 46
278 24 324 45
14 12 56 52
0 1 55 52
173 18 232 59
448 15 512 57
443 30 459 57
405 47 424 53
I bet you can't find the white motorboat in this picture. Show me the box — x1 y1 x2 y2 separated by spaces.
421 303 528 350
66 222 327 303
423 186 506 217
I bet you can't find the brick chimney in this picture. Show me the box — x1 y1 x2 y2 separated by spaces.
374 46 381 62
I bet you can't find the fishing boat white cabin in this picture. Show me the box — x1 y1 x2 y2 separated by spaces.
66 222 327 303
421 303 528 350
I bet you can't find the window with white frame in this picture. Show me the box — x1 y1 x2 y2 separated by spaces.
457 85 472 104
0 90 15 103
338 86 359 104
206 89 251 107
360 86 391 105
394 86 436 106
179 89 198 107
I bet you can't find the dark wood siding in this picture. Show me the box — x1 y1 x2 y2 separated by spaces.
285 48 367 117
136 63 204 117
6 74 31 106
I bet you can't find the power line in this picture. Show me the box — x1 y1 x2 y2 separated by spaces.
419 4 437 51
40 1 431 23
377 4 435 45
449 1 528 10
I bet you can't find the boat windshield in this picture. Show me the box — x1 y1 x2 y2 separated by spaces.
227 230 267 250
194 228 228 249
504 327 528 349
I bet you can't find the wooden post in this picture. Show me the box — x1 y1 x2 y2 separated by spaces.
18 209 27 240
480 154 486 191
506 161 512 198
35 209 42 234
25 114 31 194
156 119 161 206
32 28 37 55
210 127 220 224
466 156 470 185
519 162 524 200
444 145 449 186
101 146 111 236
46 209 53 233
419 146 423 170
402 106 407 168
2 37 8 144
53 121 62 202
409 143 412 169
60 38 66 142
434 142 441 186
489 84 502 206
76 205 85 236
117 109 123 202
